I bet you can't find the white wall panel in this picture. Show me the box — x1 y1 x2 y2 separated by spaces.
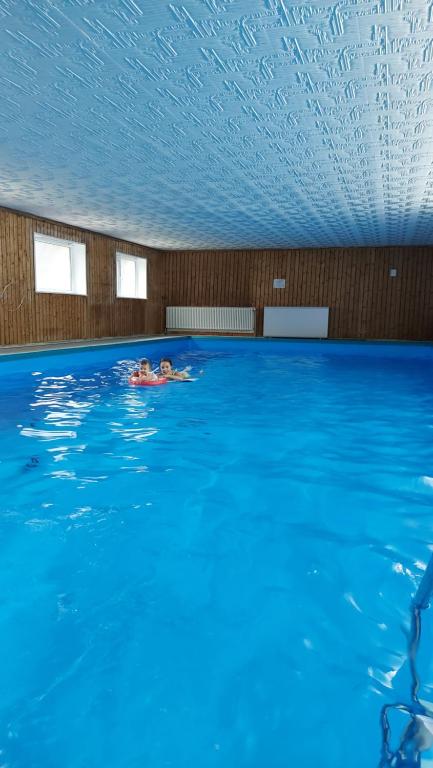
263 308 329 338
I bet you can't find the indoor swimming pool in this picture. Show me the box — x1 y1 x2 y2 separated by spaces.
1 337 433 768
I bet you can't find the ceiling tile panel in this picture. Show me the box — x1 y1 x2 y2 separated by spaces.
0 1 432 248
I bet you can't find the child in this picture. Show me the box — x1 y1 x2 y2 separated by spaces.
130 358 157 382
159 357 192 380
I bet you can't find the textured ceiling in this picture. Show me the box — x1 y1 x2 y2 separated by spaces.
1 1 433 249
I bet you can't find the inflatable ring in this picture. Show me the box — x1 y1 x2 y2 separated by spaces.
129 377 167 386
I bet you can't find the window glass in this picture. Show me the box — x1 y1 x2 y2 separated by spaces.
116 253 147 299
120 258 136 297
34 234 86 295
35 241 71 293
136 258 147 299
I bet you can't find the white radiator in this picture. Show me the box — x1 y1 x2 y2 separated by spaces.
263 307 329 338
166 306 256 333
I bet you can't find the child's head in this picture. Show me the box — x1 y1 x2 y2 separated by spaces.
160 358 173 376
139 358 151 374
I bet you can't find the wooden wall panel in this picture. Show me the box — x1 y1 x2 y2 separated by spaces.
0 207 165 346
2 204 433 345
164 246 433 340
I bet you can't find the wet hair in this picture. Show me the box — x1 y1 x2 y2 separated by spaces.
140 358 151 367
160 357 173 366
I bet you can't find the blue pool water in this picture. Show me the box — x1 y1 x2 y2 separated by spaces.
1 337 433 768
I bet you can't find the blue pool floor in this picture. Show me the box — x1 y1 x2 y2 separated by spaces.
0 338 433 767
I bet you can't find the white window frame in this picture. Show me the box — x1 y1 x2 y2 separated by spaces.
116 252 147 300
34 233 87 296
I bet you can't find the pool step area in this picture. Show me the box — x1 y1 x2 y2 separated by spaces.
0 334 185 357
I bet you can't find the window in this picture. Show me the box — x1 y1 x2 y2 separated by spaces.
116 253 147 299
34 233 86 295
